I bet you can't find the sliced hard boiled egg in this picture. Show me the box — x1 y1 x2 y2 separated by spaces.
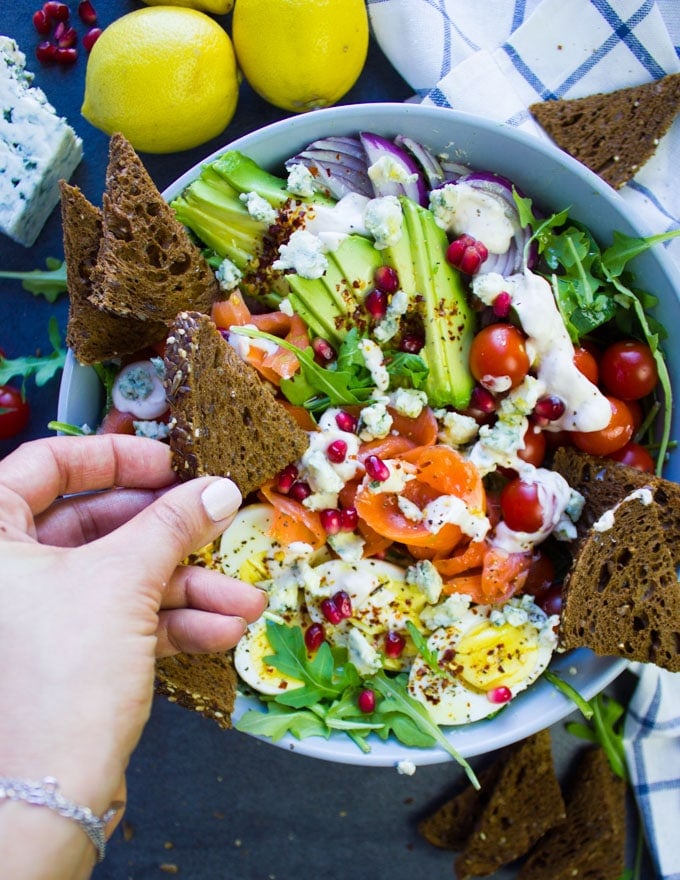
407 599 557 725
234 613 307 696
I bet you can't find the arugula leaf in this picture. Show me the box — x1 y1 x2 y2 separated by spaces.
560 689 628 781
544 670 595 720
602 229 680 278
0 318 66 389
47 421 89 436
0 259 68 303
236 702 331 742
405 621 445 677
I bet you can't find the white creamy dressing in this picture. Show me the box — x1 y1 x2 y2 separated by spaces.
429 183 517 254
593 487 654 532
472 269 611 432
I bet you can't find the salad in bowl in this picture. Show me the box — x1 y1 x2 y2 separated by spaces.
58 104 679 768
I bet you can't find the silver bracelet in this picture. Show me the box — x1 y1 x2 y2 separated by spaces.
0 776 124 863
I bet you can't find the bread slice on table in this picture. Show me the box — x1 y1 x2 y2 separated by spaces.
60 181 167 364
518 747 626 880
164 310 310 498
558 489 680 672
88 133 219 324
529 72 680 189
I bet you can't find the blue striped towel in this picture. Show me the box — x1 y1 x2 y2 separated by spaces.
368 0 680 266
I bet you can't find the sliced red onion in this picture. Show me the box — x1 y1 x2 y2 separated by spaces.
440 159 473 181
285 135 373 199
359 131 428 206
394 135 445 189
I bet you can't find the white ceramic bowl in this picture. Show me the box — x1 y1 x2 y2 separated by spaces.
60 102 680 766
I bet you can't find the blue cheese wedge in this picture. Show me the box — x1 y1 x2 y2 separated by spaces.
0 37 83 247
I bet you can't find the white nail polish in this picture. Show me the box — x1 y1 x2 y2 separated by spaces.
201 479 242 522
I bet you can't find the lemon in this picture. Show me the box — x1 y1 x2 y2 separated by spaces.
141 0 234 13
81 7 239 153
232 0 369 113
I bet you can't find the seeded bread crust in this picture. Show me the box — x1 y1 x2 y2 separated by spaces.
529 73 680 189
164 310 310 497
518 747 626 880
155 651 237 731
60 181 167 364
88 133 219 324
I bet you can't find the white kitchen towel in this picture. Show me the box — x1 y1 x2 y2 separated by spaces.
367 0 680 266
623 664 680 880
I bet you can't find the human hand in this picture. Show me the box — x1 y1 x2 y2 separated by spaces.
0 435 266 875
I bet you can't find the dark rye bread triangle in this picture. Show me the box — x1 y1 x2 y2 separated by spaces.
88 133 219 323
164 311 309 497
155 651 237 730
60 181 168 364
453 729 566 879
552 446 680 566
518 747 626 880
529 72 680 188
559 491 680 671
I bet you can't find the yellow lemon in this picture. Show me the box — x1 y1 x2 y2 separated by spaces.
232 0 369 113
141 0 234 13
81 7 239 153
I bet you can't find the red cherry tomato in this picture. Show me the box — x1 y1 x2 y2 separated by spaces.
500 477 544 533
536 583 563 618
523 551 556 598
608 441 655 473
0 385 30 439
469 324 530 390
599 340 658 400
518 425 546 467
573 345 599 385
570 396 634 456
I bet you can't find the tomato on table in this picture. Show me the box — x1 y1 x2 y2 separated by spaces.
0 385 30 439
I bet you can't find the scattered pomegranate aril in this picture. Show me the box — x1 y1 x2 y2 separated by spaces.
335 410 358 433
304 622 325 652
288 480 311 503
311 336 335 363
319 508 341 535
532 395 566 423
320 597 343 625
384 630 406 658
399 333 424 354
33 9 51 34
43 2 70 22
487 686 512 704
374 265 399 293
54 46 77 64
326 438 347 463
82 27 102 52
333 590 353 619
57 26 78 48
364 288 388 319
339 507 358 531
275 464 298 494
78 0 98 25
446 234 489 275
357 688 376 713
364 454 390 482
492 291 512 318
35 41 59 63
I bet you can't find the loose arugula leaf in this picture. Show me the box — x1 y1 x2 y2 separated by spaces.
544 670 595 720
564 692 628 782
0 259 68 303
0 318 66 389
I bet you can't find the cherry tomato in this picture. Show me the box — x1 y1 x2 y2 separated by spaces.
469 323 530 391
518 425 546 467
570 396 634 456
522 551 556 599
625 398 643 431
500 477 544 533
0 385 30 439
608 441 655 473
536 583 563 618
573 345 599 385
599 340 658 400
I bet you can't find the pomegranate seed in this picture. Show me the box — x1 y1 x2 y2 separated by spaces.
319 508 341 535
335 410 358 433
320 597 343 625
446 234 489 274
492 291 512 318
275 464 298 494
339 507 358 531
43 2 70 22
78 0 98 25
469 385 498 414
312 336 335 363
57 25 78 48
288 480 311 502
364 288 388 319
358 688 376 713
36 41 58 63
304 622 325 652
384 630 406 658
364 454 390 482
326 439 347 463
82 26 102 52
54 46 77 64
487 686 512 704
374 265 399 293
400 333 424 354
333 590 353 619
33 10 51 34
533 395 566 422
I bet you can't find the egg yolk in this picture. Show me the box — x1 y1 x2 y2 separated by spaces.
446 622 540 692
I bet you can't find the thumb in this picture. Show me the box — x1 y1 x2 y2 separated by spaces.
96 476 242 582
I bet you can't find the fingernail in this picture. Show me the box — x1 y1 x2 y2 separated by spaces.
201 478 242 522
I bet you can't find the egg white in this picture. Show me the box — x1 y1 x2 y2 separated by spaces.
234 612 309 696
